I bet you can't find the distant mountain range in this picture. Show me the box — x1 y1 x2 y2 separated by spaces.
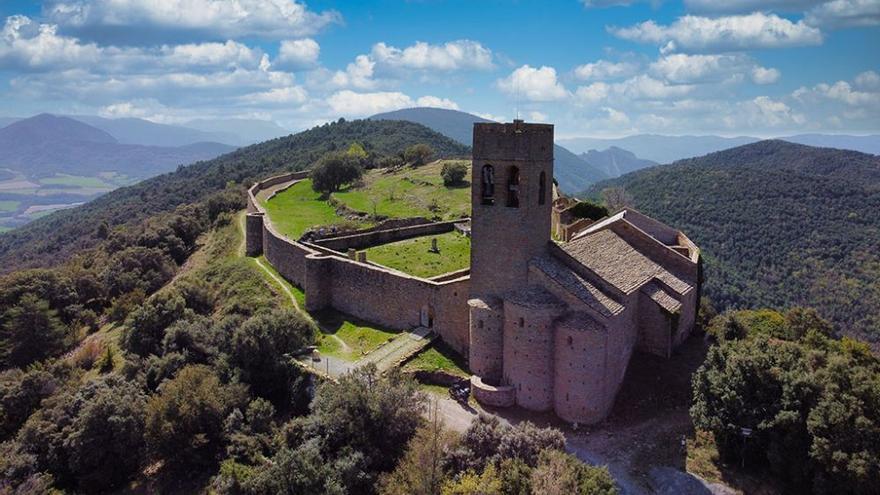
587 140 880 345
561 133 880 164
578 147 658 178
0 115 291 147
0 114 235 179
370 107 609 192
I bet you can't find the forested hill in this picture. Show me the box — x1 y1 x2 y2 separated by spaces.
0 119 468 272
587 140 880 343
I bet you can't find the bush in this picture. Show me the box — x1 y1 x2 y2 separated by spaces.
404 144 434 166
121 291 189 357
311 152 364 195
568 201 609 221
230 309 316 408
145 365 248 468
441 162 468 186
0 294 67 368
530 450 618 495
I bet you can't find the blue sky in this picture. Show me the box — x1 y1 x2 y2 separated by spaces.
0 0 878 137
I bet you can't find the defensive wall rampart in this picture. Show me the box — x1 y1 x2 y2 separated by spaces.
246 172 472 355
312 219 463 252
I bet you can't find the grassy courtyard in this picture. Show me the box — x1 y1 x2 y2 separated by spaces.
262 160 471 240
314 310 399 361
403 341 470 377
365 231 470 278
262 179 370 238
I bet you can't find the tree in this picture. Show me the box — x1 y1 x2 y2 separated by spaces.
0 367 58 441
0 294 67 368
302 365 425 493
530 450 618 495
311 152 364 195
230 309 316 408
145 365 248 468
63 376 147 492
599 187 632 212
101 246 176 297
405 144 434 166
441 463 502 495
568 201 609 221
121 291 188 357
379 403 457 495
441 162 468 186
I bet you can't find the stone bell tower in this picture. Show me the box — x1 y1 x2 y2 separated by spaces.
468 120 554 383
469 120 554 297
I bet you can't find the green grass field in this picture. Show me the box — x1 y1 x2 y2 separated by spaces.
262 179 370 239
38 174 114 189
403 341 470 377
314 310 399 361
333 160 471 220
263 161 471 240
0 200 19 213
365 231 470 278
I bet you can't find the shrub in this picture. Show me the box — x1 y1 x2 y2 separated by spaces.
311 152 364 195
530 450 618 495
145 365 248 468
568 201 609 221
121 291 189 357
0 294 67 368
441 162 468 186
404 144 434 166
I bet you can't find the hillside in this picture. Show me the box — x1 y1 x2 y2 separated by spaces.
69 115 238 147
0 118 469 272
370 107 607 192
587 140 880 343
579 147 658 178
0 114 235 178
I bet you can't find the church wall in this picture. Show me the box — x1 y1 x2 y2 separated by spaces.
502 301 562 412
553 319 611 424
635 291 673 357
468 298 504 382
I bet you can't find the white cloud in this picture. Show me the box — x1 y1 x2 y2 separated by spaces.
855 70 880 90
329 55 377 90
326 90 414 117
683 0 823 12
45 0 341 42
415 96 459 110
806 81 880 106
497 65 569 102
574 82 611 103
610 13 823 53
0 15 100 70
371 40 493 71
751 66 781 85
240 86 308 105
528 111 549 122
573 60 638 81
805 0 880 28
276 39 320 69
616 75 695 99
743 96 805 127
159 41 263 69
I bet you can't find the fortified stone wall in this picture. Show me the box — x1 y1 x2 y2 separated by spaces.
313 220 461 252
247 172 472 356
553 313 611 424
502 297 564 412
635 291 674 357
468 297 504 383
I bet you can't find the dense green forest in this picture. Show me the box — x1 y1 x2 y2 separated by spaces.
0 119 469 272
587 140 880 344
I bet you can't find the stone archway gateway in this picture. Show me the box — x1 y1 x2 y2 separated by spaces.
420 305 435 328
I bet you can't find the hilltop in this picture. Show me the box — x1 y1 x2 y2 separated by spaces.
587 140 880 343
370 107 607 192
0 118 468 272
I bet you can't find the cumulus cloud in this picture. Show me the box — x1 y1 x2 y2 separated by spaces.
44 0 341 42
573 60 639 81
0 15 100 70
648 53 780 85
415 96 459 110
329 55 377 90
610 13 823 53
326 90 414 117
240 86 309 105
796 80 880 106
371 40 493 72
741 96 805 127
276 39 320 69
751 66 781 85
855 70 880 90
497 65 569 102
574 75 694 105
683 0 823 12
805 0 880 28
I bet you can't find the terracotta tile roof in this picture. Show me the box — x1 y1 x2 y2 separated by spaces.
561 222 694 296
640 280 682 314
556 311 607 334
530 256 625 318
